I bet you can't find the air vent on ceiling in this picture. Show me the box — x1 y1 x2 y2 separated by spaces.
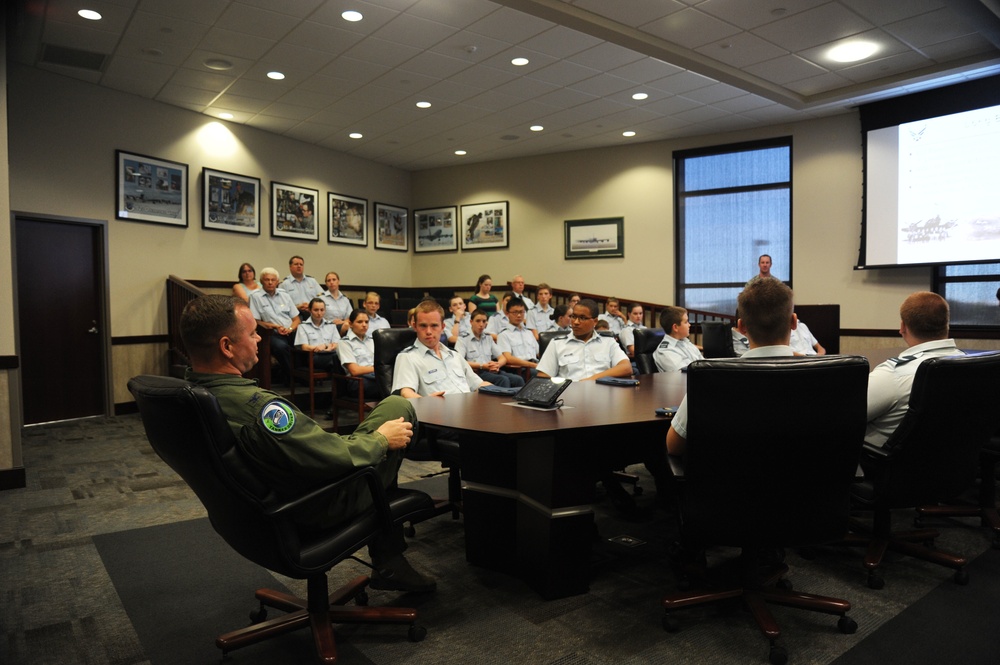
500 134 519 141
39 43 108 72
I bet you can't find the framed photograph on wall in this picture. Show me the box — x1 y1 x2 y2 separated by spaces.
565 217 624 259
414 206 458 253
374 202 408 251
115 150 188 227
328 192 368 246
202 168 261 235
271 182 319 241
460 201 508 251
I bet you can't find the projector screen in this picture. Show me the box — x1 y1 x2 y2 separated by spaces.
857 76 1000 269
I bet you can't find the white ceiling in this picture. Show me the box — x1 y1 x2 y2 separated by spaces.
8 0 1000 171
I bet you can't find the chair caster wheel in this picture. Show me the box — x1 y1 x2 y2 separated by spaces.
867 572 885 590
838 616 858 634
954 569 969 585
633 486 644 496
775 578 793 591
662 614 680 632
408 624 427 642
249 606 267 623
769 645 788 665
355 591 369 606
404 524 416 538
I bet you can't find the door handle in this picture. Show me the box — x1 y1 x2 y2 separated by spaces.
88 321 99 334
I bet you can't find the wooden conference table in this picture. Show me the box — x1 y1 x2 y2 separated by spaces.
409 372 687 600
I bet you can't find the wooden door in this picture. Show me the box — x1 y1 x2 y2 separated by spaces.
15 217 108 424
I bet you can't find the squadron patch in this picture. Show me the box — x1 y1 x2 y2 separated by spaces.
261 400 296 435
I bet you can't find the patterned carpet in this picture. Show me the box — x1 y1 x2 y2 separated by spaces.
1 414 998 664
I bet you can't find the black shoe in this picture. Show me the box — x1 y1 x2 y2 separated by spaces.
603 479 637 513
370 555 437 593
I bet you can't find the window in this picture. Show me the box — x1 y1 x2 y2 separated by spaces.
674 138 792 317
935 263 1000 327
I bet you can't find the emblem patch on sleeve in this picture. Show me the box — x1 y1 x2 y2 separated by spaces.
261 400 296 435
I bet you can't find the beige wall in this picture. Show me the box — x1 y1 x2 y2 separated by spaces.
1 19 21 470
412 112 933 330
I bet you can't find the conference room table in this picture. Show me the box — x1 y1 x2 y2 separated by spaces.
409 372 687 600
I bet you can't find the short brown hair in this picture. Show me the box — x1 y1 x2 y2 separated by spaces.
900 291 949 340
415 299 444 320
659 306 687 331
737 278 794 346
537 282 551 295
180 295 243 363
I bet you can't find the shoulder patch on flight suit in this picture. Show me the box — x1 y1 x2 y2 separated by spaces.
261 400 296 435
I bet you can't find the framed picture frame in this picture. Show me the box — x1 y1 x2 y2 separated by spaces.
271 181 319 241
202 168 261 235
374 202 408 252
414 206 458 253
460 201 508 251
565 217 625 259
115 150 188 227
328 192 368 246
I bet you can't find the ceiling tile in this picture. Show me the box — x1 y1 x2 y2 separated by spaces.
212 92 271 113
215 3 301 39
744 54 827 85
608 57 685 84
198 27 276 60
839 0 948 26
641 7 742 50
694 0 827 31
247 114 302 133
156 83 218 107
647 69 718 94
528 59 601 87
694 31 788 68
783 71 853 96
570 0 686 29
465 6 555 43
138 0 230 24
570 73 636 97
518 25 604 59
884 8 976 49
373 12 458 49
42 19 121 53
921 33 996 62
236 0 326 20
681 82 748 104
406 0 498 29
398 51 474 79
837 50 934 84
340 36 422 68
753 3 875 52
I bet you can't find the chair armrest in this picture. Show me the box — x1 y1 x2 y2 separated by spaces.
264 466 393 533
668 454 685 479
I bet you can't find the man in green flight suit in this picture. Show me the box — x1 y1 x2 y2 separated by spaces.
180 294 435 593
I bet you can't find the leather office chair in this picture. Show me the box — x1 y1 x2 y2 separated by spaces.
700 321 737 358
914 433 1000 548
662 356 868 665
289 349 333 419
373 328 461 521
127 375 435 664
632 328 665 375
841 352 1000 589
537 330 565 359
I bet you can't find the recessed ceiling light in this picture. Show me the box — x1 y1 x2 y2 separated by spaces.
416 101 432 109
622 131 636 138
530 125 543 132
827 40 879 63
78 9 102 21
349 132 363 139
632 92 648 101
511 57 529 66
455 150 467 156
204 58 233 71
342 10 363 22
267 71 285 80
218 112 234 120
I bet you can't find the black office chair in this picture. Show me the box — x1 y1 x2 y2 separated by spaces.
373 328 462 521
632 328 665 375
127 375 435 663
700 321 737 358
662 356 868 665
841 352 1000 589
537 330 565 359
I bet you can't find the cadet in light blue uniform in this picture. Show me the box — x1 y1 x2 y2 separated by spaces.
393 301 485 397
653 306 703 372
320 271 352 331
279 255 323 320
497 296 539 378
457 310 524 388
337 309 380 398
536 299 631 382
249 267 300 382
294 298 341 372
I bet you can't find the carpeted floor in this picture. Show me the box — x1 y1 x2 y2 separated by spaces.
2 414 1000 665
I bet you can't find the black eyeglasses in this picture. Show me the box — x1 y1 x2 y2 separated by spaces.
569 314 594 321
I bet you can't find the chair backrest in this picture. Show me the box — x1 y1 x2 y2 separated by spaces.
127 375 297 575
700 321 737 358
373 327 417 397
633 328 665 375
878 351 1000 506
681 355 869 548
538 330 566 359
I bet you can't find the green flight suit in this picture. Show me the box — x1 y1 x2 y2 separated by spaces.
187 371 415 530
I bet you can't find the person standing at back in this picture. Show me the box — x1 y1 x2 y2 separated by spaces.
280 255 322 321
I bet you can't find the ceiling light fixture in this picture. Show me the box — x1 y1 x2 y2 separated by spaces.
204 58 233 71
218 112 234 120
511 57 529 66
349 132 363 139
827 41 879 63
530 125 543 132
267 71 285 80
78 9 102 20
455 150 467 156
632 92 648 101
622 131 636 138
342 10 363 22
416 101 432 108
